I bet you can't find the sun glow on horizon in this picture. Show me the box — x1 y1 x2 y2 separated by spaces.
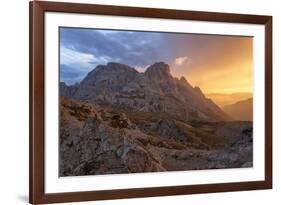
170 37 253 107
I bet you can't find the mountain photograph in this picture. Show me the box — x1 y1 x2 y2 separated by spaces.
59 27 253 176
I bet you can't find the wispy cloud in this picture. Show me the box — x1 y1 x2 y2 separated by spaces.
174 56 190 66
60 46 96 66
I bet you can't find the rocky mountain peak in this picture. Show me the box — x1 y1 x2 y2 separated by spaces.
179 76 193 87
80 62 137 86
106 62 135 72
180 76 188 83
144 62 172 79
194 86 204 96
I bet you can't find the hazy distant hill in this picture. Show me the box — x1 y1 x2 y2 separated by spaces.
222 98 253 121
60 62 230 122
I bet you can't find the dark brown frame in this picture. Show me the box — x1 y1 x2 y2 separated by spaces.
29 1 272 204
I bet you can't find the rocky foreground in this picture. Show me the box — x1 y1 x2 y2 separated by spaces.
60 97 253 176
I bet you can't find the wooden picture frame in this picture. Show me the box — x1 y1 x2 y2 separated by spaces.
29 1 272 204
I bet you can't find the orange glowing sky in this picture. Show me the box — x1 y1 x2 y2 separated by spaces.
170 35 253 107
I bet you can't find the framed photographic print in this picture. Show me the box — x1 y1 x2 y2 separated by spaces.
29 1 272 204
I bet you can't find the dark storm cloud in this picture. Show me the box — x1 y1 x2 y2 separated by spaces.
60 28 169 68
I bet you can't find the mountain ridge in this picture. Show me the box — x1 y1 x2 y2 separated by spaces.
60 62 231 122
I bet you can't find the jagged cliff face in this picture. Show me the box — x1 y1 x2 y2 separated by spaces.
60 62 230 122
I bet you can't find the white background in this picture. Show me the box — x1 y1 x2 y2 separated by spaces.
0 0 280 204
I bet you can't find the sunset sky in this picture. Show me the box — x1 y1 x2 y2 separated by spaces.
60 27 253 107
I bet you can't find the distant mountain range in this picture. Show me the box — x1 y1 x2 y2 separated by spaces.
222 98 253 121
60 62 231 122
